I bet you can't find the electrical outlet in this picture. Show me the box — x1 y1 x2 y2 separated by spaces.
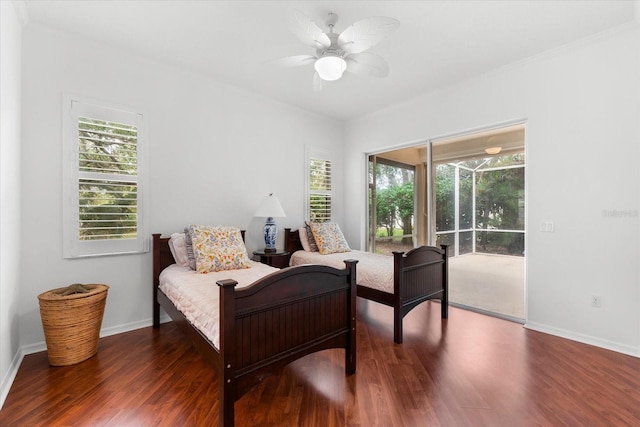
539 221 554 232
591 295 602 308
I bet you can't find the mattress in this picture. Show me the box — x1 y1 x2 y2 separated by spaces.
289 249 394 293
158 261 278 349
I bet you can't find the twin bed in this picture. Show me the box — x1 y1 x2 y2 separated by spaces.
152 224 448 426
284 227 448 344
152 232 358 427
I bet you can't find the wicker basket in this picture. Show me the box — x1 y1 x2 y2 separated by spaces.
38 284 109 366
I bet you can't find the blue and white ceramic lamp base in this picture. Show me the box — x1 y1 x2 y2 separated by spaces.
263 217 278 253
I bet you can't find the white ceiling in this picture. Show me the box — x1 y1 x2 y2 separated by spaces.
20 0 638 121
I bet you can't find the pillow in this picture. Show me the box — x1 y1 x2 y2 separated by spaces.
305 222 319 252
184 227 196 270
298 227 311 252
168 232 189 267
309 222 351 255
187 225 251 273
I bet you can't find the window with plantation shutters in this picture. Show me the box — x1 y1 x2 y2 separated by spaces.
306 147 333 222
63 95 148 258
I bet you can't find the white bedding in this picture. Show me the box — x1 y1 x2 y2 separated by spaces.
158 261 279 349
289 250 394 293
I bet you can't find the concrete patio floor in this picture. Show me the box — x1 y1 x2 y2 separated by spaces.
448 253 525 321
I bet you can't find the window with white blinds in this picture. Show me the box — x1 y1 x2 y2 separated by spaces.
306 148 333 222
63 95 148 258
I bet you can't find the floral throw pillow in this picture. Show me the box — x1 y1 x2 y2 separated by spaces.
309 222 351 255
187 225 251 273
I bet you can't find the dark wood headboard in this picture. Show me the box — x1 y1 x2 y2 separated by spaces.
152 234 174 286
284 228 304 254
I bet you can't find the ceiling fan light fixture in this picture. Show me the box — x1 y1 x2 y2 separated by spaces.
314 55 347 81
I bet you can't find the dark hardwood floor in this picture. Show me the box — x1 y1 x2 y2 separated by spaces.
1 299 639 426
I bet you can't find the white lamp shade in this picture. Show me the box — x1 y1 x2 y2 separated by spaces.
314 56 347 81
254 194 286 218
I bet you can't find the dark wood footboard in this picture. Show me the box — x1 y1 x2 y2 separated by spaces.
284 228 448 344
152 233 357 427
391 245 448 343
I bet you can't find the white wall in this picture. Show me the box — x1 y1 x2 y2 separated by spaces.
18 24 343 348
343 25 640 356
0 1 24 407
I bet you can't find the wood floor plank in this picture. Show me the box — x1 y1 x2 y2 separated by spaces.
1 299 639 426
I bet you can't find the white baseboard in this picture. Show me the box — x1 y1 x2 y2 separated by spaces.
0 347 25 411
99 315 170 339
101 319 152 338
0 313 172 410
524 321 640 358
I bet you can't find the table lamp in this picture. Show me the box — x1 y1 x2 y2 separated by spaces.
254 193 286 253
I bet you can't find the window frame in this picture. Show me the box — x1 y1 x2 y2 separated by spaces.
62 94 149 258
305 146 334 223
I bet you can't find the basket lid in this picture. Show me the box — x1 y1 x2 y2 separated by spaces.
38 284 109 301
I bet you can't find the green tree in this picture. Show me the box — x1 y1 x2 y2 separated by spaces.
435 164 455 231
369 160 415 238
376 187 396 236
393 182 414 236
475 165 524 252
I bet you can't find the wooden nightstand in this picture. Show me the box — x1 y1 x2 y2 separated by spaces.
252 250 290 268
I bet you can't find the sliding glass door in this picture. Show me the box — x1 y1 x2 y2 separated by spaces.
365 123 526 320
368 156 415 255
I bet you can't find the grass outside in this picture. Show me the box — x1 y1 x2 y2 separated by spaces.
373 238 413 256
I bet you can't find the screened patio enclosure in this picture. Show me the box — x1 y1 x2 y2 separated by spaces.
434 154 525 258
368 124 526 320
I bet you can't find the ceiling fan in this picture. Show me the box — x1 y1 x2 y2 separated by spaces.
276 11 400 91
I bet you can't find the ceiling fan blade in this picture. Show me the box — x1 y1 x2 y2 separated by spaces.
338 17 400 55
345 52 390 78
271 55 317 68
289 10 331 50
313 72 323 92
